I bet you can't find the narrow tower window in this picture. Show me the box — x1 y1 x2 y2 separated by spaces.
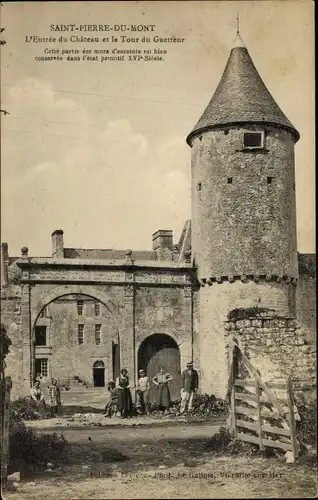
227 177 233 184
243 131 264 149
197 182 202 191
267 176 274 184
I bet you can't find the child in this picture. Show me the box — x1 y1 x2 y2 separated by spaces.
104 380 118 418
137 369 150 415
48 378 61 418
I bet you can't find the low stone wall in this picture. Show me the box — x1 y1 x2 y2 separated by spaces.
224 310 316 400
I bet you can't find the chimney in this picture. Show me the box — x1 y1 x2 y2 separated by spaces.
1 242 9 286
52 230 64 258
152 230 173 251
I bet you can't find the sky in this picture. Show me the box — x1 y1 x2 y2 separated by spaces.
1 0 315 257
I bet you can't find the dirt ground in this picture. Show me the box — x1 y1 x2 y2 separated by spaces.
4 422 317 499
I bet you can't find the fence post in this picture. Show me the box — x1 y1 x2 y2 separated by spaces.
286 376 299 459
1 377 11 487
229 342 237 438
255 380 264 451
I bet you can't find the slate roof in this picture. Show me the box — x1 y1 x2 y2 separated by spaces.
186 33 299 145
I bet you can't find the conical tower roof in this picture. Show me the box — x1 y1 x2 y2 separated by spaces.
186 33 299 145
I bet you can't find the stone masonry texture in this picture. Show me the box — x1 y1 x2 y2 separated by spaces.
224 312 316 401
191 126 298 282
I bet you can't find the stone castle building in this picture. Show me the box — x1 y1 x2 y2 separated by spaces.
1 32 316 400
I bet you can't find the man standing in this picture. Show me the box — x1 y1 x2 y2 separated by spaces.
180 362 199 414
137 369 150 415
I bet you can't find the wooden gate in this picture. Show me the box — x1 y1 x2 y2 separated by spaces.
138 334 181 402
228 336 300 459
1 377 11 485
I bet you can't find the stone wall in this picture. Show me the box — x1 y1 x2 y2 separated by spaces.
191 125 298 282
224 310 316 398
296 276 316 344
0 286 26 397
35 295 119 387
1 254 314 400
198 280 295 398
134 286 194 373
1 271 194 396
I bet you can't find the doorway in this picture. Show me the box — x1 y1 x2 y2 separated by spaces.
138 334 181 402
93 360 105 387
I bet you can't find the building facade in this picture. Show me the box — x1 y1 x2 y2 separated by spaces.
1 33 316 400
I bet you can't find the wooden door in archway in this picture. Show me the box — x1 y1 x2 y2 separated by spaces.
138 334 181 402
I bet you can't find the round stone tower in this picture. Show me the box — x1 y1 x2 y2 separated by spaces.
187 32 300 397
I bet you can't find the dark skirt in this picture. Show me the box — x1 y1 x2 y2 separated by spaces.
117 388 132 412
156 383 171 408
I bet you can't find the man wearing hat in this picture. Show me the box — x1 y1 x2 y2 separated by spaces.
180 362 199 414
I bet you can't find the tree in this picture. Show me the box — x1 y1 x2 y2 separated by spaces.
0 323 12 378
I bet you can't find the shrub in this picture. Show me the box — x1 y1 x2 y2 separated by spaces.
149 394 228 419
295 394 317 445
9 418 69 476
10 397 47 421
1 323 12 376
205 426 276 457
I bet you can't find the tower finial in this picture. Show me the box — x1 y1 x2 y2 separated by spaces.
236 13 240 34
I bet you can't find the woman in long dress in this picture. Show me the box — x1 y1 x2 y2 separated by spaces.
152 366 173 413
116 368 133 418
30 380 46 415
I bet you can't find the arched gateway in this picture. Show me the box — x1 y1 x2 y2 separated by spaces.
138 334 181 402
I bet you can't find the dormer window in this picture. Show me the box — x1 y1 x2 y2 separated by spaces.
243 131 265 150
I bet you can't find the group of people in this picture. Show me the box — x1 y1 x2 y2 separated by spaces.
29 362 199 419
30 378 61 418
104 362 199 418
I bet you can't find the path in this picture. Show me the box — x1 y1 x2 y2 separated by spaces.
4 421 317 499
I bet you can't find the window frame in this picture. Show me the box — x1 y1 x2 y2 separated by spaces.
94 301 101 316
41 358 48 377
95 324 101 345
36 358 48 377
77 300 84 316
243 131 265 150
77 324 84 345
34 325 47 346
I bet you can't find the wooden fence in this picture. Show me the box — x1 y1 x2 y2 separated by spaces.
228 336 300 459
0 377 11 484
